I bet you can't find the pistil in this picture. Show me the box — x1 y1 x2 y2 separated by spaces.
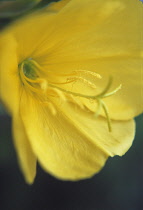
19 58 122 132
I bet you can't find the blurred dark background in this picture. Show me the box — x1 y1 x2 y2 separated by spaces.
0 111 143 210
0 1 143 210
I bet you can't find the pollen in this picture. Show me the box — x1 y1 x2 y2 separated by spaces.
67 76 97 89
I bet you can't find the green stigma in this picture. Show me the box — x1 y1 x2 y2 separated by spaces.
19 58 38 80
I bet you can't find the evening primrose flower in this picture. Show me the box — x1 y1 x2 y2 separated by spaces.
0 0 143 184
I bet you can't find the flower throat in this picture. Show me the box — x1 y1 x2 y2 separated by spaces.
19 58 122 132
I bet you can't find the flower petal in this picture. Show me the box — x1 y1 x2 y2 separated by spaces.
13 113 37 184
0 35 37 184
2 0 142 120
20 91 135 180
0 34 19 115
2 0 71 62
39 0 142 120
55 100 136 157
88 56 143 120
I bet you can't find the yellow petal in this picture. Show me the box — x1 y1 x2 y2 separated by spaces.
39 0 142 120
13 113 37 184
89 56 143 120
2 0 71 62
0 34 19 115
55 100 136 157
0 0 141 183
20 91 135 180
1 0 142 119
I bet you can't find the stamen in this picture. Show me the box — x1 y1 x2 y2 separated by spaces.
103 84 122 98
48 78 121 101
75 70 102 79
96 76 113 98
19 58 122 132
51 88 67 101
48 78 122 132
67 76 97 89
40 80 48 92
46 79 76 85
94 99 111 132
100 100 112 132
46 71 76 77
94 99 102 118
28 59 43 73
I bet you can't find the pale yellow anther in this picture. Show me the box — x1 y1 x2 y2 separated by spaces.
67 76 97 89
52 88 67 101
75 70 102 79
40 80 48 92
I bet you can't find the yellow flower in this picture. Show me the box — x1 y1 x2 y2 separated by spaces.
0 0 143 184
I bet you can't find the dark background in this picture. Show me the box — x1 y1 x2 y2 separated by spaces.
0 1 143 209
0 112 143 210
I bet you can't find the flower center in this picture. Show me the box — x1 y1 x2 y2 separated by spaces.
22 58 37 79
19 58 122 132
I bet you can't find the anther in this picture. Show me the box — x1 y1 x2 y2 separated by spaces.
51 88 67 101
75 70 102 79
67 76 97 89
